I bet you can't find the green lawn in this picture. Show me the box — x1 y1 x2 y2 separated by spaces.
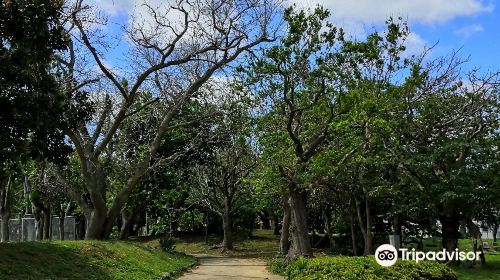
144 230 500 279
0 240 196 280
454 239 500 280
144 229 281 258
398 238 500 279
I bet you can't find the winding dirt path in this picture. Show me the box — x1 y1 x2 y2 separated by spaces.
177 255 285 280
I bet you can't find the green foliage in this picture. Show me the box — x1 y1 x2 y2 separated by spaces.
0 0 75 169
283 256 457 280
170 229 280 257
159 235 176 253
0 241 196 280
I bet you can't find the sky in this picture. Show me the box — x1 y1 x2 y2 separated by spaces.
89 0 500 72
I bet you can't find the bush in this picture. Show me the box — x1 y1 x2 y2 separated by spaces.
269 257 287 275
284 256 457 280
159 235 176 253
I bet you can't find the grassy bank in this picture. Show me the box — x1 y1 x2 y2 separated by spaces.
0 240 196 280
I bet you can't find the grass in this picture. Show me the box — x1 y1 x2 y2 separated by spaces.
454 239 500 280
143 230 500 279
143 229 281 258
0 240 196 280
396 237 500 279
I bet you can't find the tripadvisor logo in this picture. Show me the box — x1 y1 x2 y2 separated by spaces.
375 244 398 266
375 244 482 267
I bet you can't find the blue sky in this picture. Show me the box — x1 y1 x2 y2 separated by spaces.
91 0 499 72
412 8 499 71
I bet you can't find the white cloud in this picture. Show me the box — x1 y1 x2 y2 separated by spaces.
87 0 135 16
454 24 484 38
283 1 492 60
90 0 493 28
403 33 427 57
289 0 493 25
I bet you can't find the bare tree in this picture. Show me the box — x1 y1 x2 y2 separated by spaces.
57 0 280 239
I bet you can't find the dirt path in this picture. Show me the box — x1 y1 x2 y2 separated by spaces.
177 255 285 280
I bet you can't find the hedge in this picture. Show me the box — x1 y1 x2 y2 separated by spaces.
281 256 457 280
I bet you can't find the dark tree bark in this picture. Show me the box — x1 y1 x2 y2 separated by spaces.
466 219 486 265
43 208 51 240
286 188 312 260
0 213 9 242
349 210 359 256
33 205 43 240
221 198 233 251
354 195 372 256
280 195 291 255
439 204 461 263
119 207 142 240
259 210 271 229
392 215 402 236
0 176 11 242
204 212 209 245
364 193 373 255
273 215 281 235
58 208 66 240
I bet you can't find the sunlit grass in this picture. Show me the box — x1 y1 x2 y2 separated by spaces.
0 240 196 280
144 229 280 258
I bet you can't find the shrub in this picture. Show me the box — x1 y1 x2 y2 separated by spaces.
159 235 176 253
284 256 457 280
269 257 287 275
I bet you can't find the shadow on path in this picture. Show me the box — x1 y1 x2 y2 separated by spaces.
178 255 285 280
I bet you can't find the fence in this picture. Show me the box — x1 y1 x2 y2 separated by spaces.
1 215 76 241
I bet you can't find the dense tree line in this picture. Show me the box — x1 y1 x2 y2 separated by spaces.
1 0 499 266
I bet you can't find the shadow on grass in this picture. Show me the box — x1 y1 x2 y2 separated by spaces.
454 251 500 280
0 242 113 280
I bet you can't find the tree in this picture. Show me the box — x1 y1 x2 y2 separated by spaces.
56 0 280 239
248 6 347 260
390 54 500 256
0 0 72 241
115 97 219 239
248 6 412 260
190 88 257 251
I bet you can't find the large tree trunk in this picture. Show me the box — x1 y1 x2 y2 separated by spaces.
0 212 10 242
85 208 107 239
43 208 51 240
204 212 209 244
286 188 312 261
58 202 73 241
119 207 141 240
280 195 291 254
439 203 460 263
364 193 373 255
83 164 110 239
0 176 11 242
349 210 358 256
354 193 373 256
354 196 369 255
466 219 486 264
33 205 43 240
59 213 65 240
221 198 233 251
